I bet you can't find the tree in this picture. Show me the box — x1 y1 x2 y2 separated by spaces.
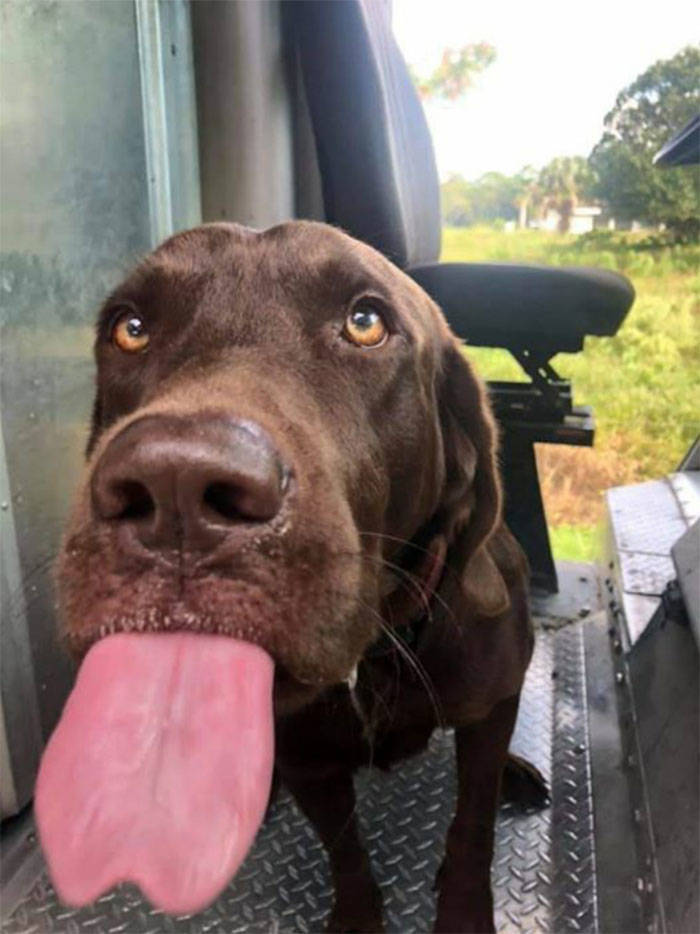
470 171 519 223
440 160 600 230
512 165 542 229
589 46 700 239
410 43 496 101
537 156 597 232
440 172 519 226
440 174 473 226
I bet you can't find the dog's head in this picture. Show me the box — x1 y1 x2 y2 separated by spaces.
56 221 505 712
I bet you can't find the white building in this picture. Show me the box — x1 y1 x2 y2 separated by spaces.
538 205 603 234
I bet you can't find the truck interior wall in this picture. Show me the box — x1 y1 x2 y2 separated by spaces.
0 0 200 817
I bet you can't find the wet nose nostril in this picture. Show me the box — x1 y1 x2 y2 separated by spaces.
203 482 243 522
92 475 156 522
116 481 156 521
202 472 284 524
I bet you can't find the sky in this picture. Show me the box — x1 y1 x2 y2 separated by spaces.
392 0 698 181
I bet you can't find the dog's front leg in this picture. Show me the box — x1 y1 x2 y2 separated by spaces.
434 694 520 934
282 766 384 933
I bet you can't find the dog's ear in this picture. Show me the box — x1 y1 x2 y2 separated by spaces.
436 340 509 617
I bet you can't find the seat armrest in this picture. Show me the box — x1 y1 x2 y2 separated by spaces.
409 262 635 353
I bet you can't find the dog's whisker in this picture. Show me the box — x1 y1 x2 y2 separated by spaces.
346 670 373 742
358 530 419 549
377 555 457 627
356 549 458 629
353 551 435 624
326 586 412 742
348 593 445 731
344 663 372 742
325 546 457 628
358 530 464 592
378 623 444 731
324 582 442 725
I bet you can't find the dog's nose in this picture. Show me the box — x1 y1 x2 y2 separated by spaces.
91 414 288 552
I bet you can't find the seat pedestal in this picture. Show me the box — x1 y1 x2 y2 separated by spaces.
501 436 558 593
493 380 594 594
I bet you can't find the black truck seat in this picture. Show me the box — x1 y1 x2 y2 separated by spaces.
290 0 635 591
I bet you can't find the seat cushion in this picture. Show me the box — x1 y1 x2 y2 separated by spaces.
409 262 635 353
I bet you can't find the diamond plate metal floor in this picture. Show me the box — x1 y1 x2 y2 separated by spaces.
2 623 597 934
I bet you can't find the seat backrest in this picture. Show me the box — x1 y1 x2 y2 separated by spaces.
291 0 441 268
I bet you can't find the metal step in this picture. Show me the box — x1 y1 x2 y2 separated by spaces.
603 470 700 934
605 471 700 646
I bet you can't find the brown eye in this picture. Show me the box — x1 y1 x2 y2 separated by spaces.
343 304 388 347
111 310 149 353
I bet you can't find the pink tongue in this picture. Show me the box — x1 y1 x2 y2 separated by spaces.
35 633 274 916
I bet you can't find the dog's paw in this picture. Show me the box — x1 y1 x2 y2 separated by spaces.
501 753 549 809
326 873 384 933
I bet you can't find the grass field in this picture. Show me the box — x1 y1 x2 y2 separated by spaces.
441 226 700 562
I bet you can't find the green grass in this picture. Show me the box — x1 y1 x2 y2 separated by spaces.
548 524 601 564
441 226 700 561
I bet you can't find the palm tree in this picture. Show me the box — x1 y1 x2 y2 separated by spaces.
512 166 541 228
537 156 595 233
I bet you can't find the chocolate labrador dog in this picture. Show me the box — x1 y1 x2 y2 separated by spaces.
37 221 542 934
